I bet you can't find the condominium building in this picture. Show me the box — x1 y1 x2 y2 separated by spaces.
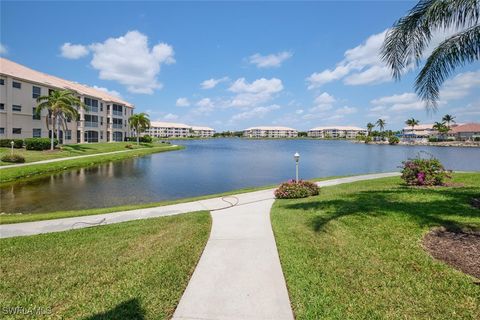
243 126 298 138
0 58 134 143
308 126 367 139
146 121 215 138
402 124 436 138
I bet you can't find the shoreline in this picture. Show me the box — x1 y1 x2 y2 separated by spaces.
352 140 480 148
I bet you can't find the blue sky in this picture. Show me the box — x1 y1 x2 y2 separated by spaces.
1 1 479 131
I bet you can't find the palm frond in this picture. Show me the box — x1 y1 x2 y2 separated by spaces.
415 24 480 110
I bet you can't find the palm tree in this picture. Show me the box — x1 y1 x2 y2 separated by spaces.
381 0 480 110
376 119 387 141
405 118 420 131
36 90 86 150
433 121 449 140
129 113 150 145
442 114 456 129
366 122 375 136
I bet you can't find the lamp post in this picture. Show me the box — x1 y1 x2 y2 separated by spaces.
10 140 14 156
294 152 300 183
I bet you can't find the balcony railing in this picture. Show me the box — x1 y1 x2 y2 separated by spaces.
112 123 123 129
84 121 99 128
113 110 123 116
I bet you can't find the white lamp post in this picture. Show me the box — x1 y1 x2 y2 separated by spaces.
294 152 300 183
10 140 14 156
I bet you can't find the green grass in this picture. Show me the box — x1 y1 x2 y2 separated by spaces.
0 211 211 319
0 143 182 183
0 175 342 224
271 173 480 319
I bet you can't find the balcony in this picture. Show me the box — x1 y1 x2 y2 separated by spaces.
112 123 123 129
84 121 99 128
113 110 123 116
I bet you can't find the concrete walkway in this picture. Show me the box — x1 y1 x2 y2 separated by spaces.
0 172 400 319
0 144 178 169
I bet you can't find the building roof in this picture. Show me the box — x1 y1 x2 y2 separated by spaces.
245 126 297 131
309 126 365 131
149 121 192 129
191 126 215 131
0 58 133 107
402 124 434 130
450 123 480 133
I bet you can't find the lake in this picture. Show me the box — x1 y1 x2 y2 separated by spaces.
1 139 479 214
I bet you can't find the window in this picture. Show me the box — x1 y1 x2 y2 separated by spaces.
12 128 22 134
0 79 4 85
100 116 104 125
112 104 123 116
113 118 123 128
113 131 123 142
0 128 4 134
84 130 99 143
12 81 21 89
33 128 41 138
100 103 103 112
84 97 99 112
32 86 41 98
12 105 22 112
0 103 4 110
84 114 99 127
32 107 41 120
100 131 104 140
65 130 72 140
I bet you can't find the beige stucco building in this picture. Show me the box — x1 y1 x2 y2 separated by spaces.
0 58 134 143
146 121 215 138
308 126 366 139
243 126 298 138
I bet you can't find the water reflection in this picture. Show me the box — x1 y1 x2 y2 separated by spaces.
1 139 479 214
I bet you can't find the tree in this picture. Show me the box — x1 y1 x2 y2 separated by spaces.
442 114 456 129
366 122 375 136
405 118 420 131
381 0 480 110
36 90 86 150
129 113 150 145
376 119 387 141
433 121 449 140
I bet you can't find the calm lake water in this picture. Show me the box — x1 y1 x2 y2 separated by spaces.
1 139 480 214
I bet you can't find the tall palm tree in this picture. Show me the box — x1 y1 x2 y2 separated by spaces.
433 121 449 140
442 114 456 129
405 118 420 131
381 0 480 110
36 90 86 150
129 113 150 145
366 122 375 136
376 119 387 141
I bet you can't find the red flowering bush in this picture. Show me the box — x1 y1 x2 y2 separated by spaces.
275 180 320 199
401 156 451 186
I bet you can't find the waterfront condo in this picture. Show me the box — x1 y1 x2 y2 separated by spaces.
0 58 134 143
308 126 367 139
146 121 215 138
243 126 298 138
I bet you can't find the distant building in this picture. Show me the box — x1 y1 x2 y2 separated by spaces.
0 58 134 143
449 123 480 141
243 126 298 138
402 124 436 139
146 121 214 138
308 126 366 139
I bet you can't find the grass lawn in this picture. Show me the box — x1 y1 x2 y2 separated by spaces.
0 211 211 319
271 173 480 319
0 143 182 183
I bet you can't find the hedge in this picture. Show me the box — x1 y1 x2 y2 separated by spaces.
25 138 58 150
0 139 24 148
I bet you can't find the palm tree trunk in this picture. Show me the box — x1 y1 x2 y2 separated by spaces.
57 116 61 146
51 114 55 150
136 125 140 145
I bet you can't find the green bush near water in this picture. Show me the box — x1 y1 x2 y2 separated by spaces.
24 138 58 150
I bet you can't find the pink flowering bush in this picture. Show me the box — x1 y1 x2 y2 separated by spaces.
275 180 320 199
401 157 451 186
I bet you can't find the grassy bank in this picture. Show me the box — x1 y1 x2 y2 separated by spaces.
0 143 182 183
0 211 211 319
271 173 480 319
0 175 343 224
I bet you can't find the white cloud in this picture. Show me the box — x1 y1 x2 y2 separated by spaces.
163 113 179 120
306 66 349 89
309 104 333 112
335 106 357 115
176 97 190 107
343 65 392 85
230 105 280 122
295 109 304 115
60 43 89 59
440 70 480 100
0 43 7 55
195 98 215 113
87 30 175 94
452 102 480 117
389 101 426 112
201 77 229 89
228 77 283 107
248 51 293 68
371 92 417 105
92 85 122 98
314 92 336 104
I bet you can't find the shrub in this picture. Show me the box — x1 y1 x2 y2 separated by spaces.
0 139 24 148
388 136 400 145
125 144 134 149
364 136 372 144
126 135 153 143
1 154 26 163
275 180 320 199
428 137 439 142
400 156 451 186
475 137 480 141
24 138 57 150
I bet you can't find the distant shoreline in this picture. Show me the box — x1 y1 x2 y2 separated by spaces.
353 140 480 148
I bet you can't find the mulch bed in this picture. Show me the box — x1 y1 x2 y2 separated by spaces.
423 227 480 280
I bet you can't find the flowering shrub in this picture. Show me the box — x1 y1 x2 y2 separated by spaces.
400 157 451 186
275 180 320 199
